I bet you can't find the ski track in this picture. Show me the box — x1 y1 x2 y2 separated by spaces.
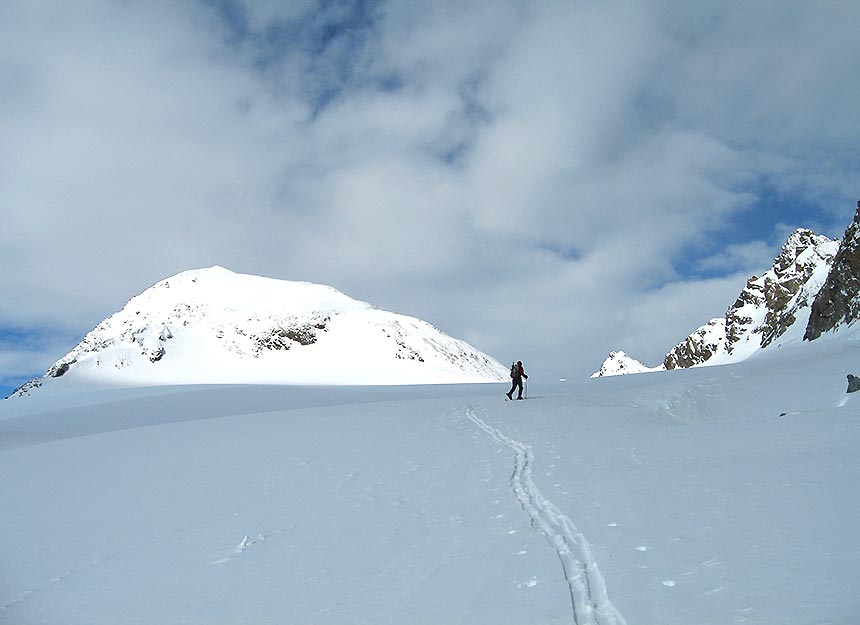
465 405 627 625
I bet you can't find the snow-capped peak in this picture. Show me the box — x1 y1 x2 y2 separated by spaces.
13 267 507 395
138 266 369 317
589 351 657 378
593 225 841 378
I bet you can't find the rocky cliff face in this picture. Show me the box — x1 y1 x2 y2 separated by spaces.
658 229 838 372
724 228 838 355
593 225 840 377
804 201 860 341
663 318 726 370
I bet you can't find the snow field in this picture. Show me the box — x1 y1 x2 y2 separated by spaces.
1 388 573 624
1 331 859 624
465 406 626 625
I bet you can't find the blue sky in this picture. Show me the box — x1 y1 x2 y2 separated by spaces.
2 0 859 397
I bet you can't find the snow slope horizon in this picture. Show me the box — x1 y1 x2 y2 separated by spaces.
2 328 859 624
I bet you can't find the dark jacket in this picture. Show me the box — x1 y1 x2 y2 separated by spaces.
511 363 527 381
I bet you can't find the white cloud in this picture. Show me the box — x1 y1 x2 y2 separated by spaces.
695 241 777 276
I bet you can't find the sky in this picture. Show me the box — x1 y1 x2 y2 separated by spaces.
2 0 859 396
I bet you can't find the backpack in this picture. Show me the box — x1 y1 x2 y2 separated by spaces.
510 363 517 378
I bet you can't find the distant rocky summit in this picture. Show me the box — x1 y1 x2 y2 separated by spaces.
589 351 652 378
12 267 507 397
593 200 860 377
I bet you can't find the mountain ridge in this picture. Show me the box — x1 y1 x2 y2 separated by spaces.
594 200 860 377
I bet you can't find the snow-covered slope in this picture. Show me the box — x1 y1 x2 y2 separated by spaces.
13 267 507 395
2 327 859 624
594 228 839 377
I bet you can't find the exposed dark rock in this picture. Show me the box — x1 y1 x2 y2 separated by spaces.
664 319 725 370
394 338 424 361
847 374 860 393
9 378 43 398
49 362 72 378
252 324 318 355
804 200 860 341
284 326 317 346
727 228 836 352
149 345 165 362
253 328 293 353
724 277 764 350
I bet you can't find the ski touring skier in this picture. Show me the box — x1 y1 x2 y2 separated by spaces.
506 360 528 400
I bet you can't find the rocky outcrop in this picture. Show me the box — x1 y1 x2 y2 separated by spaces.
650 229 834 374
593 225 840 377
663 318 726 370
724 277 764 349
804 201 860 341
250 322 322 355
725 228 838 353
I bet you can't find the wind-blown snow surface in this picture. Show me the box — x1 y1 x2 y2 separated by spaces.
2 333 859 624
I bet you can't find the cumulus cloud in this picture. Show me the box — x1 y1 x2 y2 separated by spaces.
695 241 778 276
1 0 858 388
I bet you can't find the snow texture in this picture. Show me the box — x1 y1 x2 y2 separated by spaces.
1 328 859 624
465 406 626 625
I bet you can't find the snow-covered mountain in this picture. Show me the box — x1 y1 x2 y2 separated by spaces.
594 213 851 377
12 267 507 396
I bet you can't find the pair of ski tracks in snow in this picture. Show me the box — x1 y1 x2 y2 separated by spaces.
464 406 627 625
